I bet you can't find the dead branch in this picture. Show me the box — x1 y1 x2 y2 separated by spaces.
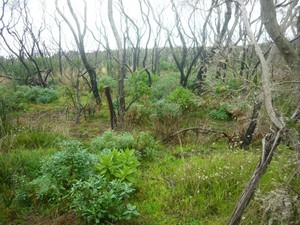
228 128 284 225
163 126 228 142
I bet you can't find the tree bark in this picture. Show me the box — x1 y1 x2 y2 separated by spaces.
228 129 283 225
241 99 262 148
228 1 286 224
104 86 117 129
260 0 300 71
108 0 126 119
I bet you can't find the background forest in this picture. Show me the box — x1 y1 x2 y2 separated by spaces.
0 0 299 224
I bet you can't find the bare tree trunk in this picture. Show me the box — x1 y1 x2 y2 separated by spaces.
240 98 262 148
104 86 117 129
75 74 82 124
108 0 126 120
229 129 283 225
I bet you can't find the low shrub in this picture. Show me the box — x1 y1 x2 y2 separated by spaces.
134 131 159 159
91 131 136 152
23 86 59 104
12 140 140 224
125 103 152 125
150 100 182 138
151 99 182 122
16 141 96 205
98 76 118 93
208 104 231 121
167 86 200 111
151 74 178 100
95 149 140 183
70 175 139 224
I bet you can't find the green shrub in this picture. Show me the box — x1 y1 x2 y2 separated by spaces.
0 85 28 136
70 175 139 224
151 99 182 122
227 77 242 90
0 148 55 208
16 141 96 205
208 104 231 121
134 131 159 159
126 71 151 99
151 74 178 100
11 140 140 224
91 130 159 160
24 86 59 103
98 76 118 93
150 100 182 138
95 149 140 183
215 83 229 94
126 103 152 125
134 131 157 151
160 60 176 71
91 131 136 152
167 87 200 111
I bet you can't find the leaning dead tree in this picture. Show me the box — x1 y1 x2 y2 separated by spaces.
228 0 300 224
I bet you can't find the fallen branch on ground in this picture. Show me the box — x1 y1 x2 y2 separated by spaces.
163 126 228 142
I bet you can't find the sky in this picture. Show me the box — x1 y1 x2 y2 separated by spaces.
0 0 174 56
1 0 292 57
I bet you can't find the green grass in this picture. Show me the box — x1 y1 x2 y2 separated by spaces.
116 142 297 225
1 140 296 225
0 129 63 152
0 147 57 223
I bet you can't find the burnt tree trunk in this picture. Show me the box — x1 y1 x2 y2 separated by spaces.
240 100 262 148
104 86 117 129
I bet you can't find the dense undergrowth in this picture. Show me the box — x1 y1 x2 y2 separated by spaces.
0 73 299 225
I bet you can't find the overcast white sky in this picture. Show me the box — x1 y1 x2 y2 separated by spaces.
0 0 169 56
0 0 284 57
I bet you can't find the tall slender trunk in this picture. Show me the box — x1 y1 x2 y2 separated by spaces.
108 0 126 119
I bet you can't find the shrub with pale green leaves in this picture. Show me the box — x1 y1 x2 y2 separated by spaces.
151 99 182 122
16 140 96 204
95 149 140 183
151 74 178 100
14 140 139 224
70 175 139 224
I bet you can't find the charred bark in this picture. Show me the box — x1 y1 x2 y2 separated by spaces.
241 100 262 148
104 86 117 129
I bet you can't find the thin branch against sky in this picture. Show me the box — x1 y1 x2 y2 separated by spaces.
0 0 297 57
